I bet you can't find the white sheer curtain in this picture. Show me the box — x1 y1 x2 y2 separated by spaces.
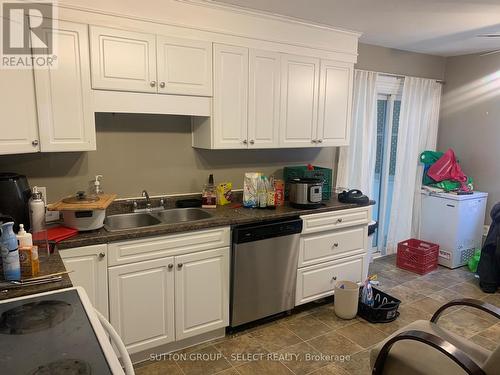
386 77 442 254
336 70 378 198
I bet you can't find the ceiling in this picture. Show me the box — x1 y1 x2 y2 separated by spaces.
212 0 500 56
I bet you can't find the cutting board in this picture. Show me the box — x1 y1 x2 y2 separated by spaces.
48 193 117 211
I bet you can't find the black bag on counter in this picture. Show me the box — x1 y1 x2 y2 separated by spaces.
338 189 369 205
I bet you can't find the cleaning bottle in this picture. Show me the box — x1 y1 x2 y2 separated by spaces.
1 222 21 280
361 277 374 307
202 174 216 208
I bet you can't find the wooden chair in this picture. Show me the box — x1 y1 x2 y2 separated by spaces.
370 298 500 375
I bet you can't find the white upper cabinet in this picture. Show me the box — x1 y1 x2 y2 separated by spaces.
212 43 249 149
156 36 212 96
0 69 39 154
317 60 353 146
90 26 157 93
279 55 320 148
248 50 281 148
34 21 95 152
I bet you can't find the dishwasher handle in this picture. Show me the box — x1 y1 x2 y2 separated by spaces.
232 218 303 244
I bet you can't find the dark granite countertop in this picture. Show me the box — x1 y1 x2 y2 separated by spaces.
0 251 72 300
57 197 369 250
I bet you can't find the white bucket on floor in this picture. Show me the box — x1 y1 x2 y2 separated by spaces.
334 281 359 320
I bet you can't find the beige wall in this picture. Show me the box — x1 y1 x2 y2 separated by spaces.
0 43 447 202
0 114 335 201
438 52 500 222
356 43 446 80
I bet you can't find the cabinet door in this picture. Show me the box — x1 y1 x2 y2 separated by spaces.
59 244 108 318
248 50 280 148
108 257 175 354
0 69 39 154
279 55 320 148
157 36 212 96
175 247 229 340
34 21 95 152
90 26 157 93
317 60 353 146
213 44 249 149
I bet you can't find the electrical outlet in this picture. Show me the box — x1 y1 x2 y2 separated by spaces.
37 186 60 222
37 186 47 204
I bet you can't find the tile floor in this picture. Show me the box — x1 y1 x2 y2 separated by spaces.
134 255 500 375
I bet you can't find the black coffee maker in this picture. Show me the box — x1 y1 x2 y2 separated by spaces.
0 173 32 231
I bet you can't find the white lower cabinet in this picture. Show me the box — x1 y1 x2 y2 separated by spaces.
175 247 229 340
106 227 230 355
108 246 229 354
296 254 365 305
59 244 109 319
296 208 371 306
108 257 175 353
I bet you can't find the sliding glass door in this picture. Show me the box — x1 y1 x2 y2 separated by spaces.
372 94 401 255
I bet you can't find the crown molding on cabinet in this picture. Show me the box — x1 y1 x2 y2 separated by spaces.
57 0 359 61
177 0 362 37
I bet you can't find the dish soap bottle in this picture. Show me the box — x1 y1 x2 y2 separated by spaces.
1 222 21 280
17 224 39 278
202 174 216 209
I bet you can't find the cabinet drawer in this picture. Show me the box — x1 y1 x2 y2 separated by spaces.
301 207 370 234
108 227 230 266
295 254 365 306
299 226 366 267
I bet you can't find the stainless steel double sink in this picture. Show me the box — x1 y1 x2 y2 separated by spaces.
104 208 213 232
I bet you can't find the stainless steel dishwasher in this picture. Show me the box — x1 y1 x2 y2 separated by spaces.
230 218 303 327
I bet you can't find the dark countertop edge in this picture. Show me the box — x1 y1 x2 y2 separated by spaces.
57 201 370 250
0 251 73 300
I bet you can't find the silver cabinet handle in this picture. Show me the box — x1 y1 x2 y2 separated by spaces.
150 81 156 87
242 139 248 144
32 140 39 146
249 140 255 145
333 243 339 248
99 252 105 259
336 218 343 223
168 264 173 269
318 139 323 143
159 82 165 88
177 263 183 269
311 139 317 144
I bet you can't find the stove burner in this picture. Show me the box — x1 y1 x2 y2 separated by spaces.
30 359 91 375
0 300 73 335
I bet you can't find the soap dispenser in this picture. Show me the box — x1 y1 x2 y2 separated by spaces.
94 175 104 195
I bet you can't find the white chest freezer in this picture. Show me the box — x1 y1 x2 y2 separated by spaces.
420 190 488 268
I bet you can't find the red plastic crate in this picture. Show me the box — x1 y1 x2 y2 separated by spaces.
397 238 439 275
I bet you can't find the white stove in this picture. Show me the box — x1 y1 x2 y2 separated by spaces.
0 287 131 374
